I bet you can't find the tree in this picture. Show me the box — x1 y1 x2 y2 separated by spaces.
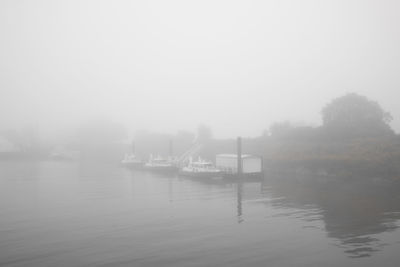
269 121 293 138
321 93 393 138
268 121 320 141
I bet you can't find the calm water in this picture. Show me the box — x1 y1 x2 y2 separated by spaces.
1 161 400 267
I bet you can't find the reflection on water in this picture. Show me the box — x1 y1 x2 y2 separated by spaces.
263 176 400 258
236 181 243 224
1 161 400 266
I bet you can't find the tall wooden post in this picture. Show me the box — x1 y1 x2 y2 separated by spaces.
237 136 242 175
236 136 244 223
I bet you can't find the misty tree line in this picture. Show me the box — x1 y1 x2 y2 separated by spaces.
267 93 394 141
2 92 400 176
0 93 397 148
201 93 400 179
254 93 400 178
0 118 214 160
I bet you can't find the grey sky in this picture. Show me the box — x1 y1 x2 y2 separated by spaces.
1 0 400 138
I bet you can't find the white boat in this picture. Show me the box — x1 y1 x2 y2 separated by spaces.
179 157 222 178
121 153 143 169
144 155 177 172
50 148 80 161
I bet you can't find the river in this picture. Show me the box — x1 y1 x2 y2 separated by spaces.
1 161 400 267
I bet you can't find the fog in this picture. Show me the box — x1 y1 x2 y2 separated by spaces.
1 0 400 138
3 2 400 266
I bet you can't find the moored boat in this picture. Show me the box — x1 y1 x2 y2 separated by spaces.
179 157 222 178
144 155 178 172
121 153 143 169
121 141 144 169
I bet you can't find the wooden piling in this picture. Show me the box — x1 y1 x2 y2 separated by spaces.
237 136 242 175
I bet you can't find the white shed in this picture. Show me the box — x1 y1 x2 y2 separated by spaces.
216 154 263 175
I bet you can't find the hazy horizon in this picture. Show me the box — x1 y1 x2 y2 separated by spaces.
1 0 400 139
3 2 400 266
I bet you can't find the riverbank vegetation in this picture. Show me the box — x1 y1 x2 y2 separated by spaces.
1 93 400 180
202 93 400 180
